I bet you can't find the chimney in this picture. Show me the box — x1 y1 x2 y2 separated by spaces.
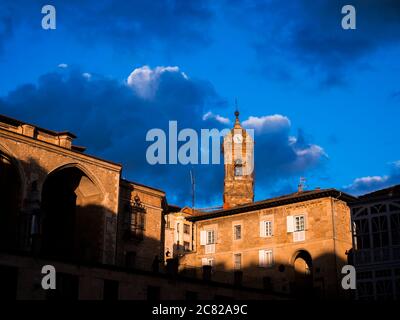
21 124 35 138
57 132 76 149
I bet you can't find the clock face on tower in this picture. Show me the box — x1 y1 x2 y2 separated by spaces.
233 134 243 144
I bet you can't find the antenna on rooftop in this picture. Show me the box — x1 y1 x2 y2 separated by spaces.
190 169 195 213
298 177 306 192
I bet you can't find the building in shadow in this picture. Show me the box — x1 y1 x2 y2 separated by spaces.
0 113 281 300
350 184 400 300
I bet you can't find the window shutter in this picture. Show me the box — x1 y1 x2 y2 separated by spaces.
287 216 294 233
293 231 305 242
200 231 207 245
205 244 215 254
201 258 208 266
259 250 265 267
260 221 266 237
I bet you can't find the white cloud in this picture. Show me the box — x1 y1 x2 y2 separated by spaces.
343 160 400 195
82 72 91 79
202 111 230 124
126 65 188 99
242 114 291 133
352 176 389 185
392 160 400 168
58 63 68 68
295 144 327 158
288 136 297 145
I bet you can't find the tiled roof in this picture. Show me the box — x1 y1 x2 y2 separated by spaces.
187 188 356 221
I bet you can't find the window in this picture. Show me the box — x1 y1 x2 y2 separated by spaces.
234 225 242 240
295 215 305 231
207 230 215 245
354 219 371 249
184 224 190 234
391 214 400 245
265 221 272 237
259 250 273 267
202 257 214 266
184 241 190 251
123 197 146 241
372 216 389 248
234 253 242 270
165 215 171 229
260 221 273 237
201 229 216 253
234 159 243 177
205 243 215 254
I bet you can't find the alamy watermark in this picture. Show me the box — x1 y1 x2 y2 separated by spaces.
41 5 56 30
145 121 255 175
341 265 356 290
41 265 56 290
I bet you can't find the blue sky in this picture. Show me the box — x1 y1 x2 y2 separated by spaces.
1 0 400 206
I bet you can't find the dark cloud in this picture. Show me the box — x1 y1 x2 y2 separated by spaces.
0 0 214 54
224 0 400 86
0 14 13 55
0 66 326 206
343 162 400 195
391 90 400 99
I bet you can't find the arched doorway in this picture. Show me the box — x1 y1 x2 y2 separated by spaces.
0 151 22 252
41 165 104 263
292 250 313 297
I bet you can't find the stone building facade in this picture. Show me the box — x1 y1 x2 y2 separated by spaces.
174 113 357 298
0 114 167 269
181 189 355 298
0 113 285 300
0 114 122 265
117 179 166 270
164 207 194 260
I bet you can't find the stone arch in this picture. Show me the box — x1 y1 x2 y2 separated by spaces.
0 144 24 252
40 164 105 263
291 249 314 296
46 162 106 199
0 142 26 201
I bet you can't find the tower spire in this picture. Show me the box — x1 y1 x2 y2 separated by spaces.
234 98 241 128
223 98 254 209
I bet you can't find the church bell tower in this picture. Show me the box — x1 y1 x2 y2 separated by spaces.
223 110 254 208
